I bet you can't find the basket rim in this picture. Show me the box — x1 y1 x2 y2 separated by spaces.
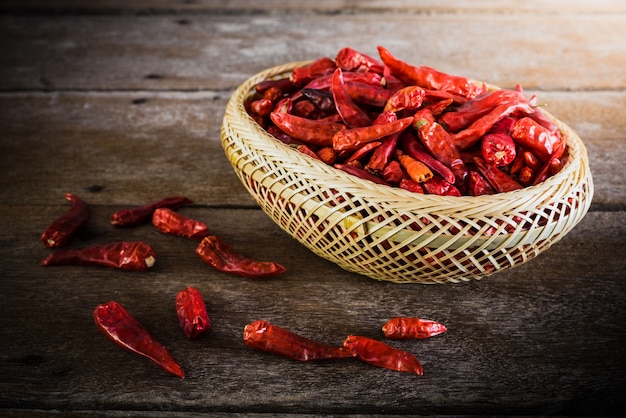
225 61 589 211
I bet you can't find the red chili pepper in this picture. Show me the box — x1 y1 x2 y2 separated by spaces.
41 193 88 248
301 88 335 113
196 235 286 278
331 68 372 128
382 317 448 340
473 156 523 193
365 134 399 173
342 335 423 376
413 109 468 183
270 110 345 147
399 131 456 185
384 86 425 113
468 171 495 196
518 166 534 186
382 160 404 184
480 133 517 167
254 77 295 95
175 286 211 339
296 144 322 160
40 241 156 271
377 45 486 99
111 196 193 228
290 57 336 87
344 80 394 107
510 116 565 162
249 98 274 117
452 101 535 150
93 301 185 378
151 208 210 240
422 176 462 197
303 70 384 92
316 146 338 165
333 116 413 152
334 163 390 186
345 141 382 164
243 320 353 361
335 47 384 74
399 178 424 194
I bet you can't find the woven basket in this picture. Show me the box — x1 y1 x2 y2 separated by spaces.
221 62 593 284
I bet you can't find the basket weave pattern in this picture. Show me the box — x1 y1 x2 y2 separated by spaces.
221 62 593 284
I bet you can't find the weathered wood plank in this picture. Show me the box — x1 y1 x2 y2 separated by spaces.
0 91 623 207
0 13 624 91
1 205 624 415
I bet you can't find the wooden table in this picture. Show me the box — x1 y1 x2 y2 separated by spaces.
1 1 625 416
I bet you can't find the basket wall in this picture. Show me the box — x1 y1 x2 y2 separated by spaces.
221 63 594 284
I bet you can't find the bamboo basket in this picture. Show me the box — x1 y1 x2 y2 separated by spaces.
221 62 593 284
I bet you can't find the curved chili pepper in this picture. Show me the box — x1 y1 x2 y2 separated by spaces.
481 133 517 167
176 286 211 339
510 116 565 162
93 301 185 378
399 178 424 194
398 154 433 183
473 156 523 193
334 163 390 186
152 208 210 240
290 57 336 87
270 110 345 147
365 134 399 173
335 47 384 74
331 68 371 128
382 160 404 184
301 88 335 112
342 335 423 376
40 241 156 271
384 86 425 113
377 45 486 99
41 193 88 248
344 80 394 107
243 320 353 361
399 132 456 185
333 116 413 152
254 77 295 95
111 196 193 228
382 317 448 340
196 235 286 278
422 176 462 197
468 171 495 196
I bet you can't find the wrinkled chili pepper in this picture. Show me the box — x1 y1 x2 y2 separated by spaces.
93 301 185 378
297 144 322 160
399 132 456 185
342 335 423 376
40 241 156 271
344 80 394 107
377 45 486 99
398 154 433 183
518 166 534 186
481 133 517 166
473 156 523 193
399 178 424 194
365 134 399 173
334 163 391 186
335 46 385 74
382 160 404 184
254 77 295 95
384 86 425 113
290 57 336 87
270 109 345 147
176 286 211 339
301 88 335 112
243 320 353 361
196 235 286 278
152 208 210 240
333 116 413 152
345 141 382 164
41 193 88 248
331 68 372 128
422 176 462 197
111 196 193 228
468 170 495 196
511 116 565 162
382 317 448 340
451 101 535 150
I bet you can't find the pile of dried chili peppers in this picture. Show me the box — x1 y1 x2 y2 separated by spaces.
245 46 567 195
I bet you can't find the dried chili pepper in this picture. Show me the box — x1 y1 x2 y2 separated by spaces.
243 320 353 361
344 80 394 107
377 45 486 99
382 160 404 184
152 208 210 240
334 163 390 186
399 178 424 194
41 193 88 248
481 133 517 167
333 116 413 152
422 176 462 197
365 134 399 173
342 335 423 376
398 154 433 183
399 132 456 185
468 171 495 196
196 235 285 278
270 109 345 147
254 77 295 95
335 46 384 74
384 86 425 113
93 301 185 378
331 68 372 128
382 317 448 340
290 57 336 87
176 286 211 339
301 88 335 112
345 141 382 164
473 156 523 193
40 241 156 271
111 196 193 228
510 116 565 162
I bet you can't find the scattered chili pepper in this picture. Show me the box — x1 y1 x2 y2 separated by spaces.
196 235 285 278
176 286 211 339
333 116 413 152
270 109 345 147
243 320 353 361
40 241 156 271
342 335 423 376
473 156 523 193
93 301 185 379
481 133 517 166
377 45 486 99
382 317 448 340
398 154 433 183
111 196 193 228
331 68 372 128
40 193 88 248
152 208 210 240
511 116 565 162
